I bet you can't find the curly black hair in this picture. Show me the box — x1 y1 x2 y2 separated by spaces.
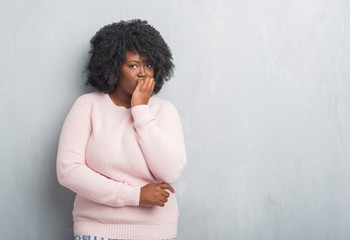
85 19 174 94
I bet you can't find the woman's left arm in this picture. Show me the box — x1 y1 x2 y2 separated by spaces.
131 103 187 184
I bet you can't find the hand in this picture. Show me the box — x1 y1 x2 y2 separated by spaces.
131 77 155 107
139 182 175 207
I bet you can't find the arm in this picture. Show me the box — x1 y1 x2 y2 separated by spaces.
56 99 140 207
131 102 187 184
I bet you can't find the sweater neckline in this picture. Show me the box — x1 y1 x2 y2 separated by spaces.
104 93 131 111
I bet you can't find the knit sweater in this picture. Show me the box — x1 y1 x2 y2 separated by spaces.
56 92 187 240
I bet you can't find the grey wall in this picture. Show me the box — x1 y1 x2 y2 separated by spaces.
1 0 349 239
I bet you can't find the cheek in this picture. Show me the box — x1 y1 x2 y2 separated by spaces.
121 71 135 82
148 69 155 78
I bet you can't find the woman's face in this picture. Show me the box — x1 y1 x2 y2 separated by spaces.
115 50 154 95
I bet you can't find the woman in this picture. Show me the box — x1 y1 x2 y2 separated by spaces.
57 19 187 240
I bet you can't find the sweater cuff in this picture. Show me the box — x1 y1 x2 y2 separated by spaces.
131 105 152 123
122 185 141 207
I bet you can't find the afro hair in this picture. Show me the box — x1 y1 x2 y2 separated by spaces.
85 19 174 94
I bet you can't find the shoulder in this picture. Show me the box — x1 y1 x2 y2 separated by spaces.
75 91 105 105
75 91 104 103
72 92 105 112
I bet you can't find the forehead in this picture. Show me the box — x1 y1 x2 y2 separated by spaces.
125 50 150 62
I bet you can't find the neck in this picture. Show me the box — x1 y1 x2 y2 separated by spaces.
109 88 131 108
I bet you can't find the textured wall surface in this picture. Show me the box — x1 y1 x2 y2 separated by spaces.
1 0 349 239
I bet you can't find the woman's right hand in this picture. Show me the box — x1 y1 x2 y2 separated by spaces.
139 183 175 207
131 78 155 107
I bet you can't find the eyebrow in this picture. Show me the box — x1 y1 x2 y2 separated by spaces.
128 60 140 63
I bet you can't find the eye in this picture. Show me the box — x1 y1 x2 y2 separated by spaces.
128 65 137 68
146 64 153 68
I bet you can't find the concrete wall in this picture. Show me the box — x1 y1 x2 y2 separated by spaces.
1 0 349 239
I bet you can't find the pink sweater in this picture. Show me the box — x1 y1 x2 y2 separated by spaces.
56 92 187 240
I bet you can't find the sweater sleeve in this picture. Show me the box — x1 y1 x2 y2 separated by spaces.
131 103 187 184
56 99 140 207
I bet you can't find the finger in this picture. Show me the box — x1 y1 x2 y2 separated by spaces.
161 190 170 198
137 78 144 85
159 183 171 190
150 78 155 91
139 79 145 90
135 80 141 91
145 77 153 89
159 200 165 207
161 196 168 203
168 185 175 193
160 183 175 194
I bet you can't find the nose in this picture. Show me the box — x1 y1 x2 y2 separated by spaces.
138 65 146 77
